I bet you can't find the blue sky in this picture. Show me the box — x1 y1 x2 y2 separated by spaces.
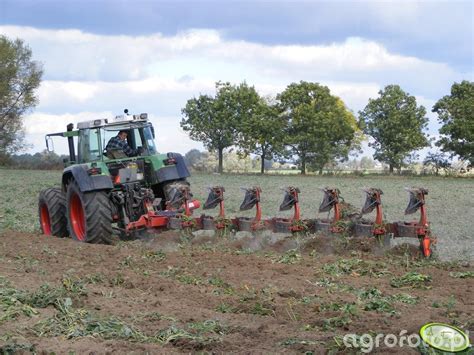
0 0 473 156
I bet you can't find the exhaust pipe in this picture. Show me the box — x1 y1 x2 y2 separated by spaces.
67 123 76 162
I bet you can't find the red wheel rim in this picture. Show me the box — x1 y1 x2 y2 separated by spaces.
40 204 52 236
70 193 86 241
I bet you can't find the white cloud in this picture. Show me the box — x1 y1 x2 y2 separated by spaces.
1 25 465 94
2 25 466 156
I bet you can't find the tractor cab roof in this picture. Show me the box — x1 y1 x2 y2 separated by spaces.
76 113 149 130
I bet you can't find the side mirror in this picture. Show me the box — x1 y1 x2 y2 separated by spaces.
46 136 54 152
150 125 155 139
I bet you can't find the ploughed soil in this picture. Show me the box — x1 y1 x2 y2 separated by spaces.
0 230 472 354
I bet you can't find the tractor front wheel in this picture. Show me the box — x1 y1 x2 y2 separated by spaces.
38 188 68 237
66 181 114 244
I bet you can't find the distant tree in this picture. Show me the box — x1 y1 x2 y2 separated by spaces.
4 151 67 169
360 156 375 170
423 152 451 175
0 36 43 159
184 149 203 170
359 85 429 173
181 82 260 173
432 80 474 166
236 97 287 174
278 81 360 174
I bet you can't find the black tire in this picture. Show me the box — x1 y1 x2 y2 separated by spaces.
38 188 68 238
66 180 114 244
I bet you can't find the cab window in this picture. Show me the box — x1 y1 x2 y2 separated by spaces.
78 128 101 163
143 126 157 155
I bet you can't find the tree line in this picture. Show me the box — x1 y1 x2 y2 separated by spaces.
181 80 473 174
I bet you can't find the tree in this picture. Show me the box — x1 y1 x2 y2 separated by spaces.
236 97 287 174
181 82 260 173
360 156 375 170
0 36 43 158
277 81 360 174
423 152 451 175
184 149 204 171
359 85 429 173
432 80 474 166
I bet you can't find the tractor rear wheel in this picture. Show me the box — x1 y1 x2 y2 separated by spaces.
38 188 68 238
66 181 114 244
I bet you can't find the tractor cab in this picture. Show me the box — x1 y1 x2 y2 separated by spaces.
40 109 193 243
75 113 157 163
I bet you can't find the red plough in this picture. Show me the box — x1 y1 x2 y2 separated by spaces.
125 184 435 257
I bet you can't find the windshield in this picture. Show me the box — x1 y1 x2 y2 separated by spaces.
102 124 157 158
142 126 157 155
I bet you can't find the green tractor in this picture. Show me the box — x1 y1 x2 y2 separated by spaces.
38 110 196 243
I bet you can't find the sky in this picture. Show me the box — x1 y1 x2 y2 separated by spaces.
0 0 473 157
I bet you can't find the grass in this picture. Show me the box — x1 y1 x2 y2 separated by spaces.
390 271 432 289
34 298 146 340
358 288 397 314
215 303 237 314
142 249 167 262
320 302 358 316
390 293 419 304
160 266 204 285
61 277 88 296
449 271 474 278
321 315 352 330
0 277 88 323
214 286 276 316
208 276 235 295
34 297 229 346
0 342 36 354
109 273 125 286
322 258 390 277
272 249 302 264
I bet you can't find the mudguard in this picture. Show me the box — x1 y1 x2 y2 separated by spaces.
155 152 190 183
62 164 113 193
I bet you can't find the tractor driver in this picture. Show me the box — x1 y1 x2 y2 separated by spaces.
105 130 139 158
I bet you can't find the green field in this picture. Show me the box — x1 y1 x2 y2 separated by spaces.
1 169 472 260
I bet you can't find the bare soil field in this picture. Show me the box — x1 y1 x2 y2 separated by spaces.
0 230 472 354
0 169 473 353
